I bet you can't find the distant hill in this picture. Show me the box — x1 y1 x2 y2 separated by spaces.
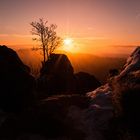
67 53 126 83
16 49 126 83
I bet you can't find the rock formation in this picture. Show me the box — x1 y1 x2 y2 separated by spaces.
38 54 75 95
1 46 140 139
38 53 100 96
0 45 35 112
75 72 101 94
86 46 140 139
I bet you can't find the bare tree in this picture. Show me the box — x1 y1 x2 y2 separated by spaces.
30 18 61 65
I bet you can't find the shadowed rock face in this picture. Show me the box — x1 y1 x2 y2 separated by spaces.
2 46 140 139
75 72 101 94
38 54 101 96
40 53 74 76
0 45 35 112
38 54 75 95
0 95 89 140
87 46 140 139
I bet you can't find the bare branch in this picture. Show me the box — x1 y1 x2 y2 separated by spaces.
30 18 61 63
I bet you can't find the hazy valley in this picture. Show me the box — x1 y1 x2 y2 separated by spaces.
17 48 126 83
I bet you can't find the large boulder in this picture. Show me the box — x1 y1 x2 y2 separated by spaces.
38 54 101 96
40 53 74 76
38 54 76 96
0 45 35 112
75 72 101 94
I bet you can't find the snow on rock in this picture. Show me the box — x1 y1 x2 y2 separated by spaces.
87 46 140 107
84 46 140 140
83 84 113 140
119 46 140 78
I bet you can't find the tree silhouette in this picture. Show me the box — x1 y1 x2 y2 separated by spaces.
30 18 61 65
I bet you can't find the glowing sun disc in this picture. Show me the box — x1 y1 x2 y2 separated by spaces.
62 37 78 52
63 38 73 46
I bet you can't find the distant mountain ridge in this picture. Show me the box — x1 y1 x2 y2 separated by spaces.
16 48 126 83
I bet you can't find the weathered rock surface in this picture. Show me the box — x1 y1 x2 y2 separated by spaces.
38 53 101 96
75 72 101 94
0 45 35 112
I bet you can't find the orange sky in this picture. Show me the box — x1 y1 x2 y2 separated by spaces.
0 0 140 56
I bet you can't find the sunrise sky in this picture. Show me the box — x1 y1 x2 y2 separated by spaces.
0 0 140 55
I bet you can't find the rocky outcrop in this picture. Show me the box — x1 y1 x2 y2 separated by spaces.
86 46 140 139
1 46 140 140
118 46 140 78
38 54 75 95
0 95 89 140
0 45 35 112
40 53 74 76
38 53 101 96
75 72 101 94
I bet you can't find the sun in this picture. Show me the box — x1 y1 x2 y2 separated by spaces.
63 38 73 46
63 37 75 52
62 37 79 53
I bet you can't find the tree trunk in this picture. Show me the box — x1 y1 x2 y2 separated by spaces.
43 45 46 66
46 47 49 60
41 34 46 66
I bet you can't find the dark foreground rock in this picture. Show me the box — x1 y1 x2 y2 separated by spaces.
75 72 101 94
38 54 76 96
87 46 140 140
38 53 101 96
0 95 89 140
0 45 35 112
1 46 140 140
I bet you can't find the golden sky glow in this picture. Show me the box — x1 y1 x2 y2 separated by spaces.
0 0 140 56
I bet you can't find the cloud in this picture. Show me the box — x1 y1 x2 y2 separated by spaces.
0 34 32 38
0 34 9 37
73 36 107 41
111 45 136 48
